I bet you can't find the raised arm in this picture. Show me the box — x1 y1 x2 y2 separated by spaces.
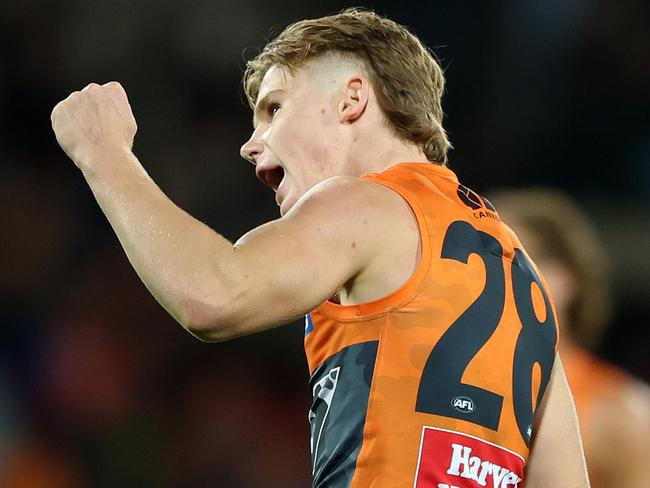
50 82 410 341
525 354 590 487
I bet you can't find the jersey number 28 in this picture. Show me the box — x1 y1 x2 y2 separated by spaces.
415 220 557 446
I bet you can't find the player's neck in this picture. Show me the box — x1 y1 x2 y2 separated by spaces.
352 137 430 177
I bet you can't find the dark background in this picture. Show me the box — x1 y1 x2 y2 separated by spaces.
1 0 648 486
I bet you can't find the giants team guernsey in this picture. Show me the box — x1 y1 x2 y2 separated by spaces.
304 163 559 488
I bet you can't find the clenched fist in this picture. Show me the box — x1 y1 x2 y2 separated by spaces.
51 82 138 171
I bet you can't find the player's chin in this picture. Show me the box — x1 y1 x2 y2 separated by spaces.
278 200 291 216
278 195 298 216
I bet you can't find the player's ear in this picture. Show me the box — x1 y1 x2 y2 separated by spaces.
338 76 369 123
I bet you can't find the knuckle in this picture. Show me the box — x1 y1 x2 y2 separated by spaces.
85 82 99 90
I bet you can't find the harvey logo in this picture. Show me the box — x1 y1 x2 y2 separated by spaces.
414 427 524 488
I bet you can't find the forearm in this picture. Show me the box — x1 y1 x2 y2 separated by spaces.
49 82 248 338
81 148 239 333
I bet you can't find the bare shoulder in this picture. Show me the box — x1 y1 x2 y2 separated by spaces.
589 373 650 450
286 174 418 247
287 175 420 303
206 175 420 339
587 375 650 486
595 375 650 430
291 175 416 223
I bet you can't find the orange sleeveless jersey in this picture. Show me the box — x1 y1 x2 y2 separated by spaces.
304 163 559 488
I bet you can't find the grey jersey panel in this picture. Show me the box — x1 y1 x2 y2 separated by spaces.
308 341 378 488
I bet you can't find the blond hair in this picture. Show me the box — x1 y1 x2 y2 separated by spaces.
243 8 452 165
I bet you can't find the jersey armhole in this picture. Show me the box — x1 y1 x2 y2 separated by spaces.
315 174 433 321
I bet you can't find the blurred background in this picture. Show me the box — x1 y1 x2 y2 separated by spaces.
1 0 648 486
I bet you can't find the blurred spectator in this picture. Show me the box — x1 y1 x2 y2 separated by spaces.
490 188 650 487
0 436 87 488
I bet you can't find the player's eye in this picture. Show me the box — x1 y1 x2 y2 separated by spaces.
268 103 281 117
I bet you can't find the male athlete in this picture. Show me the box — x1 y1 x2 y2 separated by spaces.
51 9 589 488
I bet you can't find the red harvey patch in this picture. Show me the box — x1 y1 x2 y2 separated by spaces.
414 427 525 488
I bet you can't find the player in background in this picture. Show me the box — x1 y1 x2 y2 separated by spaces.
51 8 589 487
490 188 650 488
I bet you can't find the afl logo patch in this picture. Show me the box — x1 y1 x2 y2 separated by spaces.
451 396 475 413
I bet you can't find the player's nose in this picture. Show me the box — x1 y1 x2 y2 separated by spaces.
240 131 263 165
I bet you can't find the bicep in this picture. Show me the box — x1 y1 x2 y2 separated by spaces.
525 354 590 488
233 208 366 326
208 177 388 339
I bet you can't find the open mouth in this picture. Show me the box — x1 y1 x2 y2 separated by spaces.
256 165 285 191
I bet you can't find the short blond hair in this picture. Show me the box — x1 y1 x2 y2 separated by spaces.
243 8 452 165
